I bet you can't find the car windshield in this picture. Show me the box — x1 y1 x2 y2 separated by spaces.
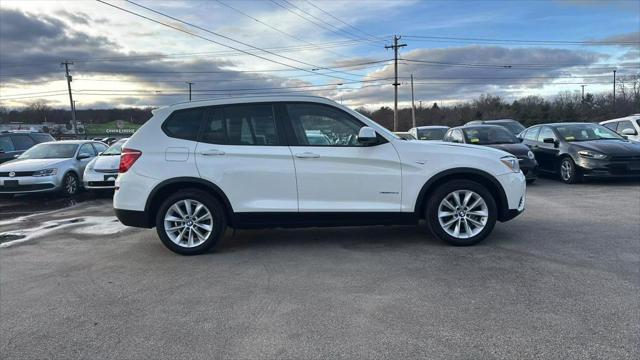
492 121 525 135
417 128 447 140
18 143 78 159
462 127 519 145
102 139 127 155
555 124 624 142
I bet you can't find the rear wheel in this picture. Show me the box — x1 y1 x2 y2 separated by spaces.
155 189 226 255
559 157 581 184
426 180 497 246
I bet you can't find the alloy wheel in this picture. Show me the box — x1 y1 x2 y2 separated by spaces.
560 159 572 181
437 190 488 239
163 199 213 248
65 174 78 195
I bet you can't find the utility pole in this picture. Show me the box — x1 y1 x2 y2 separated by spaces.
410 74 416 129
419 100 423 109
62 61 78 139
581 85 586 102
187 82 193 101
385 35 406 131
612 70 616 111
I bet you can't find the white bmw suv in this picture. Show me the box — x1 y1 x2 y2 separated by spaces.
114 96 525 255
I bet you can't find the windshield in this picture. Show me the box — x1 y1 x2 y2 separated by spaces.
462 127 519 144
492 121 525 135
555 123 623 142
102 139 127 155
18 143 78 159
417 128 447 140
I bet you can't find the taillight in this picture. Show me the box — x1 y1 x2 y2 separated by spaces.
119 148 142 173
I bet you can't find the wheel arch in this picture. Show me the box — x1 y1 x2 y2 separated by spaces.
144 177 235 227
414 168 511 222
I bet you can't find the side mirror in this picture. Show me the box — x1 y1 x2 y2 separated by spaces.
621 128 637 136
358 127 378 145
543 137 555 144
98 152 103 156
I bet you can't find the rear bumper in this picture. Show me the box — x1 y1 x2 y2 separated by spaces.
114 208 153 228
84 170 117 189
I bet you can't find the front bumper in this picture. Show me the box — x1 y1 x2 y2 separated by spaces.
575 157 640 178
518 158 538 180
0 175 61 194
496 171 526 222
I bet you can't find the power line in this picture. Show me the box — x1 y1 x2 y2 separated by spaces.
96 0 354 81
400 58 639 69
401 34 640 46
121 0 363 80
305 0 380 41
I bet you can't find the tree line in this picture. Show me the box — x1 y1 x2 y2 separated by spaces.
1 78 639 131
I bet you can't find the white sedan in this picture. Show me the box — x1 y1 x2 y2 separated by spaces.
83 138 127 190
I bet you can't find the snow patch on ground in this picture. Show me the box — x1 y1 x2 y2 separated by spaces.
0 216 127 248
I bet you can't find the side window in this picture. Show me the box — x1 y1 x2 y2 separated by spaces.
617 120 636 134
451 129 464 143
10 135 35 150
78 143 96 157
201 104 279 145
538 127 557 142
286 103 370 146
524 127 541 141
162 108 203 141
31 133 55 143
93 142 108 154
0 136 15 152
602 122 618 131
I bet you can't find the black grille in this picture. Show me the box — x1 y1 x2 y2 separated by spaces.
88 181 115 187
610 155 640 162
0 183 54 192
0 171 35 177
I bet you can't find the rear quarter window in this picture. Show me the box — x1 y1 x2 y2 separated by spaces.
30 133 55 143
162 108 204 141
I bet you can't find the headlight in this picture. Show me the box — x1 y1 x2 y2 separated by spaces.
578 150 606 159
500 156 520 173
32 168 57 177
527 151 535 160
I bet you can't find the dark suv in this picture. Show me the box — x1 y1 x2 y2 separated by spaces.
0 131 55 164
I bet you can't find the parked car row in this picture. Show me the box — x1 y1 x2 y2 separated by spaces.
0 135 127 195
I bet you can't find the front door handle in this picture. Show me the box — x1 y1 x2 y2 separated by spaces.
294 152 320 158
200 149 225 156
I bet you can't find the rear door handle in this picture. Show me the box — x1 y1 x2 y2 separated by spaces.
200 149 225 156
295 152 320 158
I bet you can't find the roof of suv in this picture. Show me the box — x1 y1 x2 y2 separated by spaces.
160 95 338 113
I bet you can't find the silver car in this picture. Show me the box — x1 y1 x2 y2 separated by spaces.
0 140 108 195
83 138 128 190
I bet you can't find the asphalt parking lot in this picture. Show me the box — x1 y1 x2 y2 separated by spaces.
1 178 638 359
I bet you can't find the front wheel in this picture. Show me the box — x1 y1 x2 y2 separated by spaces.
559 157 581 184
61 172 79 196
155 189 227 255
426 180 497 246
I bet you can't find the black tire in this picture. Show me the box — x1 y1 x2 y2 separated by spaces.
425 180 497 246
155 189 227 255
61 172 79 196
558 156 581 184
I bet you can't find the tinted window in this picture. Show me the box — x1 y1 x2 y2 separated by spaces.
555 124 622 141
78 143 96 157
93 142 109 154
163 108 203 141
538 127 557 142
462 127 518 144
602 122 618 131
524 127 541 141
201 104 279 145
30 133 55 143
494 121 525 135
0 136 15 152
287 103 367 146
417 128 447 140
11 135 35 150
617 120 636 134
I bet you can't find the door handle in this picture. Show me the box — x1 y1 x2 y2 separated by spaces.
200 149 225 156
294 152 320 158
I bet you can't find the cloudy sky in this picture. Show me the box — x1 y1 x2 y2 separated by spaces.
0 0 638 110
